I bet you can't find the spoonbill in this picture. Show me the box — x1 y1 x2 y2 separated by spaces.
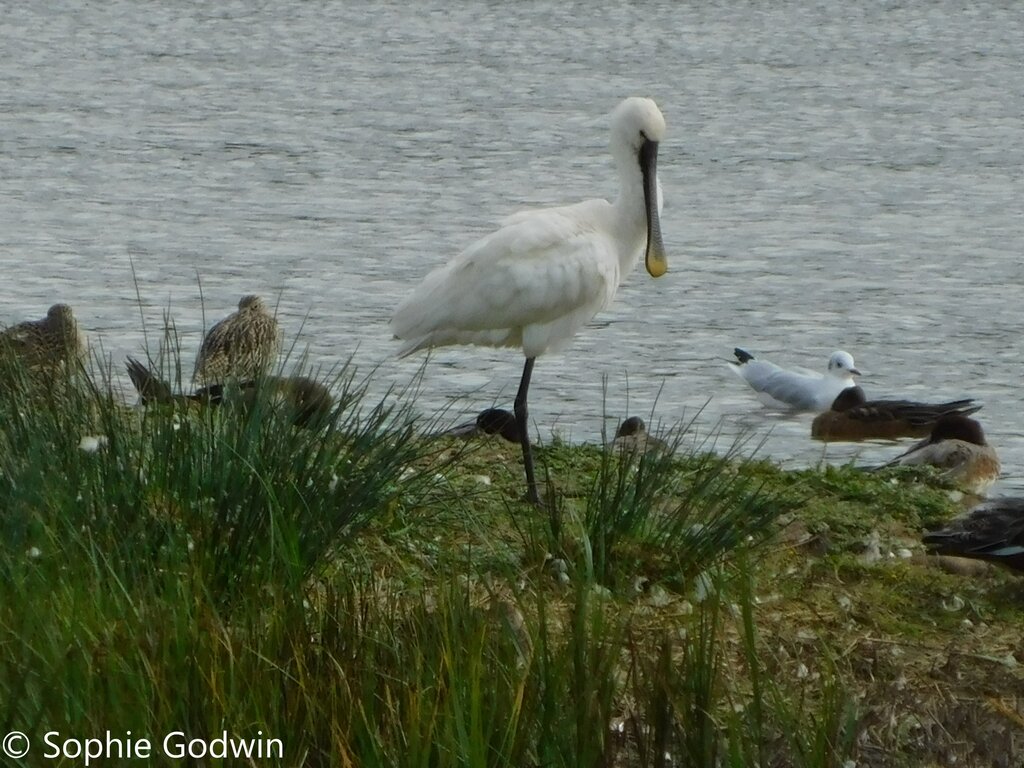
0 303 86 372
811 386 981 442
193 295 282 385
391 97 669 504
728 347 860 413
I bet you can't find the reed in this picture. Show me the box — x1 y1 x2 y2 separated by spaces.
0 350 872 767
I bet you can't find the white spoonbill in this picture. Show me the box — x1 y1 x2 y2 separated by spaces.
391 97 669 504
728 347 860 413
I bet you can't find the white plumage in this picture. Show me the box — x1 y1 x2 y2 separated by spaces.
393 201 621 359
391 97 669 503
728 347 860 413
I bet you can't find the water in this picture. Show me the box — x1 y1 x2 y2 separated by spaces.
2 1 1023 491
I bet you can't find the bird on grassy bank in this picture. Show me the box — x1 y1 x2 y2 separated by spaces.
727 347 860 413
871 415 1000 496
391 97 670 505
438 408 521 444
811 386 982 442
922 497 1024 573
127 357 332 428
193 295 282 385
0 303 87 372
611 416 669 454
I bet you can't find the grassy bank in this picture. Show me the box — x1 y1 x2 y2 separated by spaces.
1 360 1022 767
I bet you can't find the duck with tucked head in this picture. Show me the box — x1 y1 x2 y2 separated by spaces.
923 497 1024 574
811 386 981 442
611 416 669 454
128 357 332 428
437 408 522 444
873 415 1000 496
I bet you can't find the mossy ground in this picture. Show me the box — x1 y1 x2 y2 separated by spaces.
354 434 1024 767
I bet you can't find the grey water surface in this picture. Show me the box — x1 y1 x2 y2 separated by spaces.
2 1 1023 490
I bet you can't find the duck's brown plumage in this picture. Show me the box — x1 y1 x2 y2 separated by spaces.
128 357 331 428
877 415 1000 495
812 386 981 442
611 416 669 454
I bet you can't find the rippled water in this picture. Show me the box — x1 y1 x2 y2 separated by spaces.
2 1 1023 491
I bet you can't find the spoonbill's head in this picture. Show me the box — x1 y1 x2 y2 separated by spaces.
827 351 861 378
611 97 668 279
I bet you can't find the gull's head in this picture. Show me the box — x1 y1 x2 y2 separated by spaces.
610 97 668 279
47 303 74 320
827 351 860 379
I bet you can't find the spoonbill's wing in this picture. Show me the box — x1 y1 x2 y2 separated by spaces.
392 202 619 357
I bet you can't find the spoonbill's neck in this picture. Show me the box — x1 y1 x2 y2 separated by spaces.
610 152 648 271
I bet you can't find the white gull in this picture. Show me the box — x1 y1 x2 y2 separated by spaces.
727 347 860 413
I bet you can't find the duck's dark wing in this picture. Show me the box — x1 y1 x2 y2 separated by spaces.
923 498 1024 572
817 399 979 442
851 398 980 427
125 357 175 404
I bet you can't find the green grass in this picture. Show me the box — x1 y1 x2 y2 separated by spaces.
1 353 1021 767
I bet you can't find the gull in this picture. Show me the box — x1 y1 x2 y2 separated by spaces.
728 347 860 413
811 386 981 442
391 97 669 504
